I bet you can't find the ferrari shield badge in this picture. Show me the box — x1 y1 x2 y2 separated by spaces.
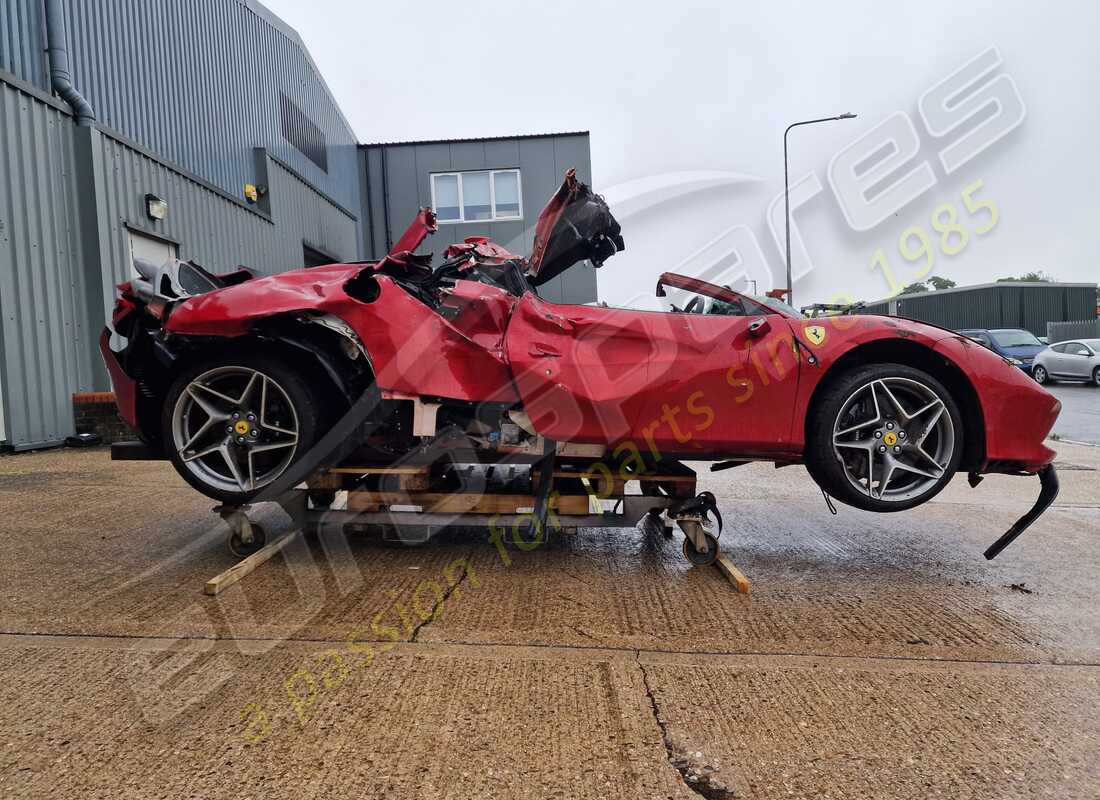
804 325 827 346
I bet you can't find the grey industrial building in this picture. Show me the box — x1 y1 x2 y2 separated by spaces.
860 282 1098 340
360 134 596 304
0 0 594 450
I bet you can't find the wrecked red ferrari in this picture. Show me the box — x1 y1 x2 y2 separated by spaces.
102 170 1060 559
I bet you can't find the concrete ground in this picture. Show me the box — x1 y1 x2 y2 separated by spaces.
1 444 1098 799
1048 383 1100 445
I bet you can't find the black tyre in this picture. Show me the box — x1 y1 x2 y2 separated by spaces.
1092 366 1100 387
228 523 268 558
1032 365 1049 385
161 351 322 504
805 364 963 513
682 532 720 566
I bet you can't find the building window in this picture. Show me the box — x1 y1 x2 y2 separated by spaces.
430 169 522 223
279 93 328 172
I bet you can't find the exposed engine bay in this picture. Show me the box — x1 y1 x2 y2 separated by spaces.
109 169 624 472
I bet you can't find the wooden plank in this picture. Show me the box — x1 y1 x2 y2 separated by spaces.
714 554 751 595
346 491 589 515
324 466 432 492
308 473 344 491
204 531 301 596
399 473 431 491
328 465 429 475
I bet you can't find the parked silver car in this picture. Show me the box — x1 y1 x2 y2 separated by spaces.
1032 339 1100 386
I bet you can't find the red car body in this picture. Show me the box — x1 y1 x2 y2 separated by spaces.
101 170 1060 557
142 252 1059 473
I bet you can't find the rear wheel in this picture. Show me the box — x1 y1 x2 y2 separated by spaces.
1092 366 1100 387
162 353 322 504
1033 364 1049 385
806 364 963 512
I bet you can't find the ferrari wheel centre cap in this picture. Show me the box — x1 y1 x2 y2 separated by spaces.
234 420 251 436
883 431 898 446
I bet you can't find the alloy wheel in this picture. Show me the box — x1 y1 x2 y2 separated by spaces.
170 366 299 493
831 377 955 502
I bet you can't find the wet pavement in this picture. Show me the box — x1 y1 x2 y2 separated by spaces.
0 446 1098 798
1048 383 1100 444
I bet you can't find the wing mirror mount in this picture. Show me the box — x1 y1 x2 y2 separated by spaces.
747 317 771 338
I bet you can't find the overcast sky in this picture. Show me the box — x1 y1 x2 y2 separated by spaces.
263 0 1100 305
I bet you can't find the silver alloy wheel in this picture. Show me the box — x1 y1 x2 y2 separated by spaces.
1033 365 1047 384
171 366 299 494
831 377 955 502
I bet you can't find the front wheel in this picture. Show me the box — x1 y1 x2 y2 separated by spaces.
806 364 964 513
1033 365 1049 385
162 353 322 504
1092 366 1100 387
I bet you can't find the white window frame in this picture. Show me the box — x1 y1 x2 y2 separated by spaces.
430 169 523 223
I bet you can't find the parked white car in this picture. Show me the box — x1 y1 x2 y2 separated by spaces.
1032 339 1100 386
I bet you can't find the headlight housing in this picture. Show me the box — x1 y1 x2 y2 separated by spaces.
1007 357 1023 365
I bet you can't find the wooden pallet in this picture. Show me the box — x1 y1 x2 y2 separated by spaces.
309 464 431 492
311 459 698 503
203 457 757 597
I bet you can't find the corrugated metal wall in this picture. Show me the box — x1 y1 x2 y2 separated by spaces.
265 156 358 264
867 283 1097 335
0 0 50 89
1 2 362 449
94 128 358 312
0 83 95 448
4 0 359 212
859 301 891 316
1047 319 1100 343
361 134 598 303
0 80 356 449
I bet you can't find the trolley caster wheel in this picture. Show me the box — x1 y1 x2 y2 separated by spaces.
682 532 720 567
228 522 267 558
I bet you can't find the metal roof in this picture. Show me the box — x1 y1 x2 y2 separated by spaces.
242 0 357 137
864 280 1097 307
361 131 590 148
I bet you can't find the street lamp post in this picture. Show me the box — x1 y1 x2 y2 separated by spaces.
784 112 857 309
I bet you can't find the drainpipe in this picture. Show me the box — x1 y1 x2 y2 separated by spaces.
380 146 392 251
363 146 377 258
44 0 95 125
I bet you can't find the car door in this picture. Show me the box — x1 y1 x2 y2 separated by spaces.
504 293 661 444
1064 341 1093 378
628 299 802 455
1042 343 1066 376
504 285 802 455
